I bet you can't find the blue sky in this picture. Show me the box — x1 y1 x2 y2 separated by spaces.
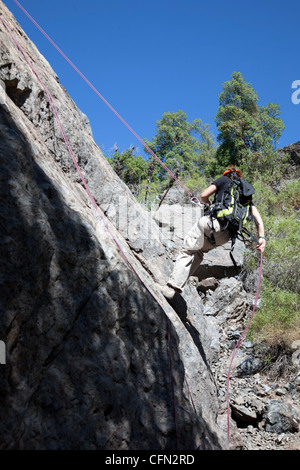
4 0 300 158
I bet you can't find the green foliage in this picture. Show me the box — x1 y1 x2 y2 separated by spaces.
145 110 216 179
136 179 166 209
184 174 209 197
253 179 300 217
262 213 299 293
106 149 149 196
108 111 217 200
106 72 298 347
214 72 285 178
247 178 300 344
263 218 299 292
249 282 299 344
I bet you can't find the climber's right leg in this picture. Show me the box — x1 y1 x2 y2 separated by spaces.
158 215 229 299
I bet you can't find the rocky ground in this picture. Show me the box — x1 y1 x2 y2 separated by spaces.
155 194 300 451
200 277 300 451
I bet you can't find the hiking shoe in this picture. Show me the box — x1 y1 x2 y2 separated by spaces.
158 284 177 299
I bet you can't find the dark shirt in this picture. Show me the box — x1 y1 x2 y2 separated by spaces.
212 175 232 203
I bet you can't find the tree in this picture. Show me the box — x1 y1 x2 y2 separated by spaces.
108 111 217 202
214 72 285 178
107 148 148 196
145 110 216 180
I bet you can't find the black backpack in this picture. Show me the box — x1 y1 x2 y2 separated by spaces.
212 177 255 231
207 177 258 267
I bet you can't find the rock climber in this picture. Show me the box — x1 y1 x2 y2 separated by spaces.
158 167 266 299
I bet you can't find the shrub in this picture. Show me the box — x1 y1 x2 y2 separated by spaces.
244 178 299 345
249 282 299 344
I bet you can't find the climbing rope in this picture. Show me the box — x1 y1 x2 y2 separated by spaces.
12 0 195 201
226 250 263 445
3 3 263 449
0 12 183 448
166 315 178 450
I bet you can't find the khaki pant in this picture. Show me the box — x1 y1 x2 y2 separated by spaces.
168 215 230 292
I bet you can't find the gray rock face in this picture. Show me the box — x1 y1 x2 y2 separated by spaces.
264 400 299 434
279 140 300 167
0 1 229 450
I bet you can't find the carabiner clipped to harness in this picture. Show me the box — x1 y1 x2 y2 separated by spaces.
191 197 209 213
191 196 202 206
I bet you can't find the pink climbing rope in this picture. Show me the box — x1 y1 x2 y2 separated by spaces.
12 0 194 199
3 3 264 449
0 13 181 449
0 14 134 277
226 250 263 445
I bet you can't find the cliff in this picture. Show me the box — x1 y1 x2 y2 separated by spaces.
0 1 231 450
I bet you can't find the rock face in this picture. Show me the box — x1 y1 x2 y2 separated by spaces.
206 277 300 450
279 140 300 167
0 2 299 452
0 1 231 450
